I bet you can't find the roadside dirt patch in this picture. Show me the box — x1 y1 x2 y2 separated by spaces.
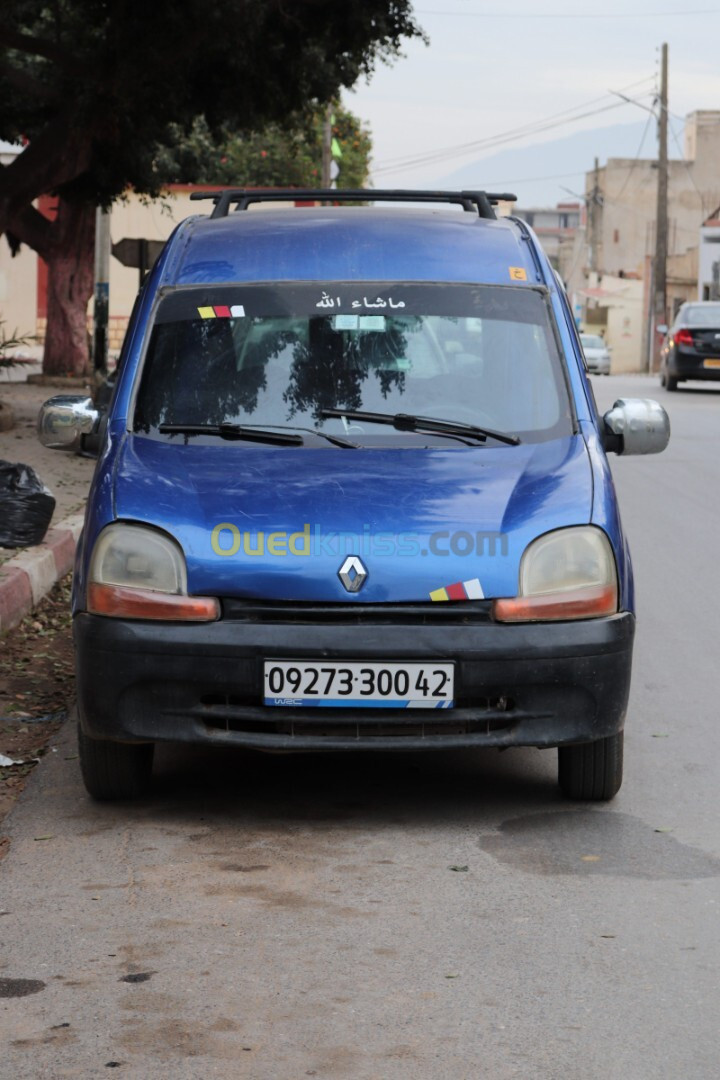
0 573 74 854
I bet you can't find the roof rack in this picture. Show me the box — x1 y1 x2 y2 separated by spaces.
188 188 517 221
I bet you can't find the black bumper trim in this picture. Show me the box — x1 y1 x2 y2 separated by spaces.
74 611 635 752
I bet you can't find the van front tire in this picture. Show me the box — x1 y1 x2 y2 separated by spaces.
558 732 623 801
78 724 154 800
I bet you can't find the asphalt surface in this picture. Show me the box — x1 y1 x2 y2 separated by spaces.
1 374 718 1079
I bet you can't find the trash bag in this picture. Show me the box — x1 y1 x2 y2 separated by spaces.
0 460 56 548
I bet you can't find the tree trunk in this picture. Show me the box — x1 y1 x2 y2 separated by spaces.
43 197 95 376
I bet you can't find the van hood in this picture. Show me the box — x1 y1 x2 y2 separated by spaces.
113 435 592 602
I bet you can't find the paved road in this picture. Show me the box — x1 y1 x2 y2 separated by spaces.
1 374 718 1079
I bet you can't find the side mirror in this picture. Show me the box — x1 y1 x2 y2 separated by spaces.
37 395 100 453
603 398 670 456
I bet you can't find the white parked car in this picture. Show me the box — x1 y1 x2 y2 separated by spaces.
580 332 611 375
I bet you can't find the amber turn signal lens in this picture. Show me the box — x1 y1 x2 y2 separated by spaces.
88 582 220 622
492 583 617 623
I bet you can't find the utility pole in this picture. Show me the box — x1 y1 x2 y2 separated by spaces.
651 42 669 372
589 156 600 276
93 207 110 375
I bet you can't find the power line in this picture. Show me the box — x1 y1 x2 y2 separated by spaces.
374 98 648 175
375 77 655 167
373 76 656 173
608 77 711 216
614 110 656 200
668 116 707 213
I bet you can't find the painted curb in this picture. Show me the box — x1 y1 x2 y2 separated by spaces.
0 512 84 635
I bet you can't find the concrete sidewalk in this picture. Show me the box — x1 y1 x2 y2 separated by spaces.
0 378 94 632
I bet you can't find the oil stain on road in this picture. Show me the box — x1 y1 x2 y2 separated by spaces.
478 809 720 879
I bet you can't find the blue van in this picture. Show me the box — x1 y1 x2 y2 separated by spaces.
39 189 670 801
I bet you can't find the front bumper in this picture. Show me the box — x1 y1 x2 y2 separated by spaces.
74 607 635 752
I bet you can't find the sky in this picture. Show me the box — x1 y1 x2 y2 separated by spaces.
344 1 720 204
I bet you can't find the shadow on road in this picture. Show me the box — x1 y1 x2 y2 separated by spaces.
135 741 563 830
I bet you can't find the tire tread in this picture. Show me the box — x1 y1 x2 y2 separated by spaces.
77 724 154 800
558 732 623 801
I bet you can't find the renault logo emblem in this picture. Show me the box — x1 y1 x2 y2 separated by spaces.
338 555 368 593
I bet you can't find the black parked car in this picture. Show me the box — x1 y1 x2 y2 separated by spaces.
661 301 720 390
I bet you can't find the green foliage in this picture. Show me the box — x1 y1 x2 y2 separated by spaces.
0 1 423 209
154 107 373 189
0 323 35 368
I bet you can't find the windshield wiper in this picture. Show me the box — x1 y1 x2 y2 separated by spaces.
158 423 359 448
285 426 359 449
320 409 520 446
159 423 304 446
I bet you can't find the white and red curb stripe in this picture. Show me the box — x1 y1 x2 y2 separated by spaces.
0 513 84 634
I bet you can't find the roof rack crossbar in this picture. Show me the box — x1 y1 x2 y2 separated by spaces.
188 188 517 221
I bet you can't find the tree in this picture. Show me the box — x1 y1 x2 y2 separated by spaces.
154 106 373 190
0 1 423 374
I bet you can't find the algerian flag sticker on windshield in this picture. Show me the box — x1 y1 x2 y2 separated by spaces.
197 304 245 319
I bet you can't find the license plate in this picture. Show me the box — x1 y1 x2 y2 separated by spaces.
263 660 455 708
704 358 720 368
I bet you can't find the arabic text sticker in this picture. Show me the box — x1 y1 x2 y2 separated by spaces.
509 267 527 281
316 291 342 309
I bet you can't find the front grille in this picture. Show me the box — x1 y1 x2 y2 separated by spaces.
221 598 493 625
188 692 521 740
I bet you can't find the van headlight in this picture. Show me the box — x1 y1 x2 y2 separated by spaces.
492 527 618 622
87 523 219 621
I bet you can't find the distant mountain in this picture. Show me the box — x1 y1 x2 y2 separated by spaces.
438 121 657 208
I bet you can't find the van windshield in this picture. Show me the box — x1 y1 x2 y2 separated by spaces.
133 283 573 445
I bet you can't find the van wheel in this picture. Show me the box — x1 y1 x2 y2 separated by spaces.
665 375 678 391
558 732 623 801
78 724 154 800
